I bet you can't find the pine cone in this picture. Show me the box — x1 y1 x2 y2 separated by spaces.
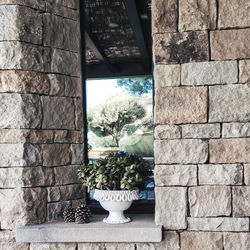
63 206 75 223
75 204 91 224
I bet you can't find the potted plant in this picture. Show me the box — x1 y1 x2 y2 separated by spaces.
77 151 151 224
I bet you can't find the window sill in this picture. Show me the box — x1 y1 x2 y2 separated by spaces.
16 214 162 243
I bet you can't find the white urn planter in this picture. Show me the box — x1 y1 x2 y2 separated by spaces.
93 189 139 224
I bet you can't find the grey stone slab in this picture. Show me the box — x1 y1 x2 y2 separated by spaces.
16 214 162 243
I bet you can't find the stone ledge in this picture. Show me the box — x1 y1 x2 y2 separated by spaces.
16 214 162 243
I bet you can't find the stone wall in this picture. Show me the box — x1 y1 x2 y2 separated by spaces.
153 0 250 249
0 0 85 248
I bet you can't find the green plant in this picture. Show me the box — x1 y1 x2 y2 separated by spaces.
78 152 151 191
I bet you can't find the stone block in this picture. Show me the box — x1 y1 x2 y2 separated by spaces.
154 31 208 64
54 165 80 185
181 232 222 250
42 144 71 167
189 186 231 217
30 243 76 250
222 123 250 138
42 96 75 130
59 184 84 201
218 0 250 28
244 164 250 185
65 76 82 97
0 231 29 250
155 139 208 164
239 60 250 83
71 144 84 164
0 187 46 229
233 187 250 217
198 164 243 185
188 217 249 232
154 125 181 139
152 0 177 33
155 186 187 229
0 0 45 10
104 243 135 250
209 84 250 122
181 61 238 85
47 200 71 221
54 130 83 143
75 98 83 130
47 186 61 202
154 65 180 87
25 130 54 143
182 123 220 138
155 165 197 186
210 138 250 163
223 233 250 250
179 0 216 31
211 29 250 60
78 244 105 250
155 87 207 124
0 94 42 129
47 74 65 96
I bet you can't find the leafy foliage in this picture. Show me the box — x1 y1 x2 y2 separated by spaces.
78 152 151 191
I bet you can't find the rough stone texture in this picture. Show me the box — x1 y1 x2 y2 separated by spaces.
47 186 61 202
65 76 82 97
244 164 250 185
104 243 135 250
0 231 29 250
154 125 181 139
239 60 250 83
181 61 238 85
155 187 187 229
210 138 250 163
42 144 71 167
233 187 250 217
182 123 220 138
155 139 208 164
78 244 105 250
154 31 209 64
30 243 76 250
54 130 83 143
154 64 180 87
0 188 46 229
179 0 216 31
155 165 197 186
211 29 250 60
222 123 250 138
188 217 249 232
0 143 42 167
223 233 250 250
0 94 42 129
59 184 83 201
47 74 65 96
0 70 50 94
189 186 231 217
155 87 207 124
75 98 83 130
181 232 222 250
198 164 243 185
54 165 80 185
71 144 84 164
151 0 177 33
47 200 71 221
218 0 250 28
0 0 45 10
42 96 75 130
209 84 250 122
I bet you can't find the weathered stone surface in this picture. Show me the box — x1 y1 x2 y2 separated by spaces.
244 164 250 185
0 41 49 71
0 187 46 229
71 144 84 164
59 184 84 201
47 200 71 221
42 96 75 130
189 186 231 217
104 243 135 250
239 60 250 83
155 187 187 229
155 87 207 124
42 144 71 166
54 130 83 143
0 143 42 167
233 187 250 217
223 233 250 250
0 94 42 129
222 123 250 138
154 65 180 87
51 48 80 76
30 243 76 250
47 186 61 202
155 165 197 186
211 29 250 60
44 14 79 52
152 0 177 33
75 98 83 130
25 130 54 143
154 125 181 139
0 231 29 250
181 232 222 250
218 0 250 28
47 74 65 96
137 231 179 250
0 0 45 10
154 31 208 64
199 164 243 185
179 0 216 31
78 244 105 250
155 139 208 164
181 61 238 85
65 76 82 97
182 123 220 138
54 165 80 185
210 139 250 163
0 70 50 94
188 217 249 232
209 84 250 122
